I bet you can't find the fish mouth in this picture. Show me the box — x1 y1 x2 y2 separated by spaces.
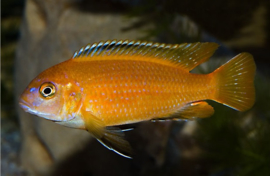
19 99 32 112
19 99 75 122
19 99 63 122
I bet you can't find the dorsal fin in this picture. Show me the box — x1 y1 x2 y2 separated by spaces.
72 40 219 71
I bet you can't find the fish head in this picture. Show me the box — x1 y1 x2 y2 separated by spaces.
19 69 82 122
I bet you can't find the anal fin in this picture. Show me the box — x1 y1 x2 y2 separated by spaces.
152 101 214 121
82 110 133 158
177 101 214 119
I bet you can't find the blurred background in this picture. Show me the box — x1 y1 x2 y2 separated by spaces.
1 0 270 175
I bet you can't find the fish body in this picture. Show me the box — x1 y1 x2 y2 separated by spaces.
19 40 256 158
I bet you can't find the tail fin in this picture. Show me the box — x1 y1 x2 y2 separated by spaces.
213 53 256 111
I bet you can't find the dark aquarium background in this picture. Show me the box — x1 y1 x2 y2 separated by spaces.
1 0 270 175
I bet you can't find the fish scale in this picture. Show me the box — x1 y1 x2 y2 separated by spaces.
73 60 215 126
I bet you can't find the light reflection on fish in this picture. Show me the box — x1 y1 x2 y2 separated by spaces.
19 40 256 158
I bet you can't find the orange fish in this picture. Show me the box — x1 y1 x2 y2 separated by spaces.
19 40 256 158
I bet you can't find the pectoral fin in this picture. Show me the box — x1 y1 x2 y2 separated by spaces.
152 101 214 121
82 110 133 158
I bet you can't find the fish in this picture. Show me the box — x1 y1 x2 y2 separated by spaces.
19 40 256 158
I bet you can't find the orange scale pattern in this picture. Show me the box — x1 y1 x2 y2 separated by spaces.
70 60 215 126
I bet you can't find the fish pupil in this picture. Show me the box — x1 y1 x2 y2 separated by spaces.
43 87 52 95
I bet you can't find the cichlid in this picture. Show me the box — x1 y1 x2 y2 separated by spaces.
19 40 256 158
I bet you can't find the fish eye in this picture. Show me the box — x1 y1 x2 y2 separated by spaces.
40 82 56 98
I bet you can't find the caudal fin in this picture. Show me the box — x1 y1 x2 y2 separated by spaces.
213 53 256 111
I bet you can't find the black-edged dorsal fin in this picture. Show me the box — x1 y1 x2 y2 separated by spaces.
72 40 219 71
